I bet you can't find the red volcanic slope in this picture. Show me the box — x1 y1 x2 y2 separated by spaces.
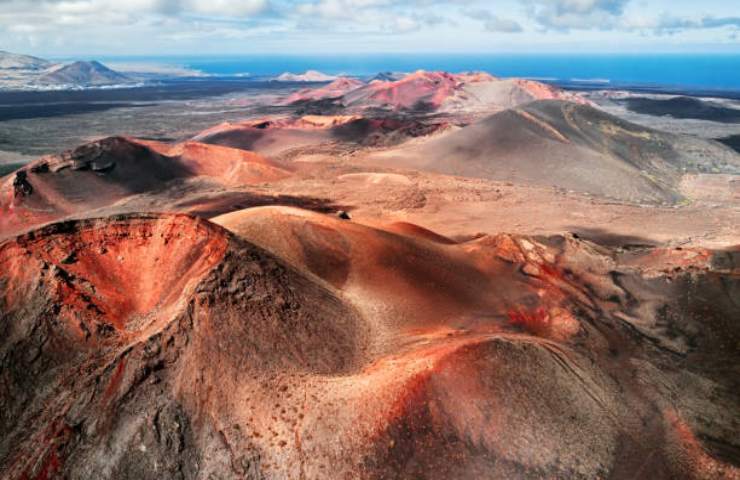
287 70 590 112
513 78 580 101
283 77 365 104
0 214 366 479
190 115 362 156
1 211 739 479
0 137 289 238
344 71 463 110
191 114 362 145
192 114 450 153
138 139 290 184
213 206 573 336
381 221 458 244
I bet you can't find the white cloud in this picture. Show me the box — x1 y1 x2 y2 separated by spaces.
463 8 523 33
525 0 630 30
185 0 268 16
292 0 448 34
0 0 737 54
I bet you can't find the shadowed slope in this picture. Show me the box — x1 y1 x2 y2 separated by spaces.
0 213 367 479
192 115 449 155
0 137 290 237
214 207 540 336
191 118 341 155
623 96 740 123
364 100 740 203
215 207 740 478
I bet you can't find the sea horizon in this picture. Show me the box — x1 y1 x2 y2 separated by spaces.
44 52 740 92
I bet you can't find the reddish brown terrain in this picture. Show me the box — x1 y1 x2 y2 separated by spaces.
0 137 290 237
1 71 739 479
284 71 589 115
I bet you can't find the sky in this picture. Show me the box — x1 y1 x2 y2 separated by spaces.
0 0 739 56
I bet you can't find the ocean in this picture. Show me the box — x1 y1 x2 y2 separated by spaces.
87 53 740 92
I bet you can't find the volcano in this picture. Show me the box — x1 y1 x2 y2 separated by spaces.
37 61 132 87
284 77 366 104
286 70 589 114
0 211 738 479
191 114 450 155
1 68 739 480
362 100 740 203
0 137 290 237
0 50 52 70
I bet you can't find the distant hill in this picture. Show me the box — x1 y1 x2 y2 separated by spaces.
286 70 589 113
363 100 740 204
37 60 132 86
276 70 337 82
369 71 406 82
0 51 138 90
283 77 366 105
0 50 52 70
623 96 740 124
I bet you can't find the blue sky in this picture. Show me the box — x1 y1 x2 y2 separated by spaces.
0 0 738 56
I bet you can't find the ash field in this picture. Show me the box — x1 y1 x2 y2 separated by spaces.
1 70 739 480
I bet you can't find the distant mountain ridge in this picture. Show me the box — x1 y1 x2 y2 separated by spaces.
285 70 589 113
362 99 740 204
369 71 406 82
0 51 135 89
276 70 337 82
38 60 133 86
0 50 52 70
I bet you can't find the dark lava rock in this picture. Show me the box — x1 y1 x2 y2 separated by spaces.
12 170 32 197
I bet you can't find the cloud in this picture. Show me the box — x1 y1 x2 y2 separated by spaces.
463 8 523 33
0 0 269 20
653 15 740 34
0 0 737 54
291 0 453 34
525 0 629 30
616 11 740 36
523 0 740 35
137 0 271 17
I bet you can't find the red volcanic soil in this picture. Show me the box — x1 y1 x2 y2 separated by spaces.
0 137 289 237
513 78 583 101
190 115 361 156
192 114 450 154
1 210 739 479
344 71 463 110
0 214 227 335
285 70 590 113
0 213 367 479
213 207 562 335
381 221 458 244
284 77 365 104
138 140 290 185
1 68 739 479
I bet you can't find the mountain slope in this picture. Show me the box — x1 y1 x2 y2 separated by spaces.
0 137 290 236
0 50 52 70
276 70 337 82
3 211 737 479
363 100 740 203
284 77 365 104
37 61 132 86
286 71 588 113
192 114 449 155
